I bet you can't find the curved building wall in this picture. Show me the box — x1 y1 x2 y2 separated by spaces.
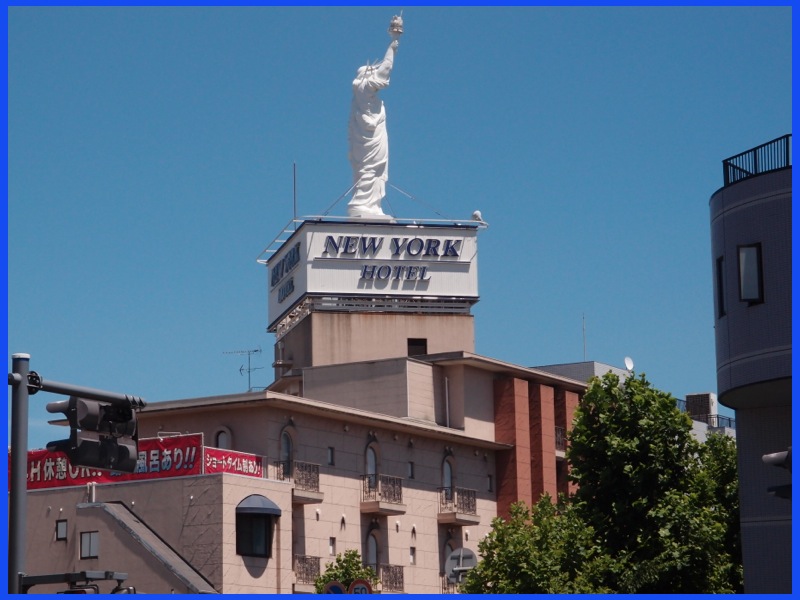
708 164 791 594
709 167 791 407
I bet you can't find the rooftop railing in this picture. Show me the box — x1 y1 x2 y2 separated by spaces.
676 400 736 430
723 134 791 186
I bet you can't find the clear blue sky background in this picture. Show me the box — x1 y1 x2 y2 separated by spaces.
7 6 792 449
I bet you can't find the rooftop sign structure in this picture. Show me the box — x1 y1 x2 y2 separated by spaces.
259 14 485 336
264 218 481 335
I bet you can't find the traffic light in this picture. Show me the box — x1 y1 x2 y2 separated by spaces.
762 446 791 500
46 396 139 473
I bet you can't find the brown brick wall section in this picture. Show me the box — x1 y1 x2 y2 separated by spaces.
493 377 532 518
555 389 580 496
529 383 557 500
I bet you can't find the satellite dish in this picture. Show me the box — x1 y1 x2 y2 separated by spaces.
624 356 634 371
445 547 477 584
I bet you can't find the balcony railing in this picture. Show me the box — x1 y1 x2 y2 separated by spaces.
378 564 404 593
294 555 320 585
723 134 791 186
438 487 477 515
555 426 566 451
441 575 459 594
362 474 404 504
675 401 736 430
274 460 321 492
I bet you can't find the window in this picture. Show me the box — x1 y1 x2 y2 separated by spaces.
715 256 726 317
56 519 68 541
365 531 380 573
407 461 415 479
487 474 493 492
442 457 454 500
738 243 764 303
410 546 417 565
80 531 99 559
329 537 336 556
235 494 281 559
327 447 335 466
215 428 230 449
280 430 294 477
236 513 273 558
407 338 428 356
365 444 378 489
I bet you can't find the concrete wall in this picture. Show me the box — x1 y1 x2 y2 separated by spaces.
22 474 294 594
278 312 475 371
303 358 410 418
134 397 496 593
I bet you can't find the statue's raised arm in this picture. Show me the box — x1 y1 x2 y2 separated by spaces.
347 15 404 218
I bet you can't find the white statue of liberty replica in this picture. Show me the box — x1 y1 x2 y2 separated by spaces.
347 14 403 218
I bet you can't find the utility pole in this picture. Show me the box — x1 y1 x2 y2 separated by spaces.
8 353 30 594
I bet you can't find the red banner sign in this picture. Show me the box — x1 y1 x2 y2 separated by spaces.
9 434 267 490
204 447 265 478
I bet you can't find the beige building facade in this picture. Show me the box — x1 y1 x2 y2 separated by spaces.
20 219 587 593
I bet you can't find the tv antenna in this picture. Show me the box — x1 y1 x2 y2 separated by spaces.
223 347 263 391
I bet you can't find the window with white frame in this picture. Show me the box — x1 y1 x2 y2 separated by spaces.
80 531 99 559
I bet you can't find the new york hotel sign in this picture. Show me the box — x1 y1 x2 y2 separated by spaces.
267 220 479 330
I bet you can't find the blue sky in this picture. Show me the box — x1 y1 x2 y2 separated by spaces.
7 6 792 449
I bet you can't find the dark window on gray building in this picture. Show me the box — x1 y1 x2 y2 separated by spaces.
738 243 764 303
715 256 726 317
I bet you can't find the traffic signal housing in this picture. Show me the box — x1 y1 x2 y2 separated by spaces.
46 396 139 473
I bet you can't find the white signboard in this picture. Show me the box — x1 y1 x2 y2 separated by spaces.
267 220 479 330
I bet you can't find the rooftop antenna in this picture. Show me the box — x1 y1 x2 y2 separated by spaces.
223 347 263 391
582 313 586 361
293 162 297 222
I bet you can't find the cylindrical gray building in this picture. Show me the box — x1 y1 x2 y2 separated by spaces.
709 134 791 593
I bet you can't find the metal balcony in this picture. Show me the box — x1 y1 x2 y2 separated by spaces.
360 474 406 515
437 486 480 525
274 460 324 504
366 563 403 593
293 555 320 585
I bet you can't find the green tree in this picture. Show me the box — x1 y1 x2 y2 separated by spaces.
567 372 737 593
314 549 378 594
696 432 743 592
461 496 614 594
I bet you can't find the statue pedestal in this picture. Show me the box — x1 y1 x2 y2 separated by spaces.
346 213 395 223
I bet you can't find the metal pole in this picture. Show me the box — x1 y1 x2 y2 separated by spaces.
27 375 146 409
9 353 30 594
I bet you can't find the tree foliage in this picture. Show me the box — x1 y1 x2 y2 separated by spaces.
313 549 377 594
567 372 738 593
465 372 742 594
461 496 614 594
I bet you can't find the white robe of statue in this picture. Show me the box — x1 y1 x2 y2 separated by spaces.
347 39 398 218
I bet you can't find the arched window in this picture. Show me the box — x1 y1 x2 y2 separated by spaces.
441 537 458 575
215 428 231 449
442 457 455 501
365 444 378 490
365 530 380 574
280 429 294 478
